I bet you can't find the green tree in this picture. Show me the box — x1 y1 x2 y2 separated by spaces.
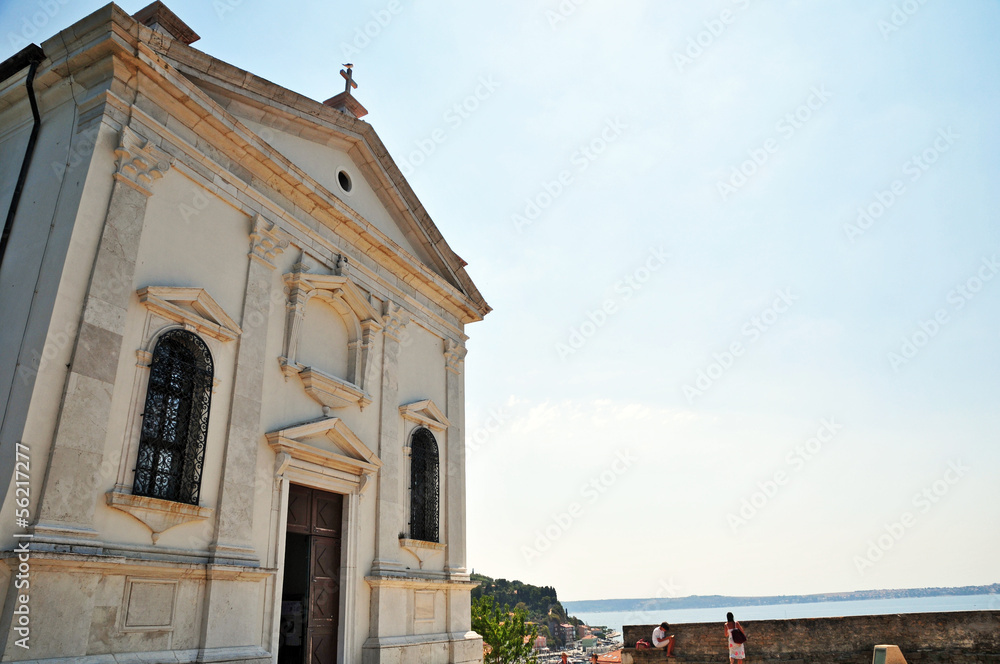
472 595 538 664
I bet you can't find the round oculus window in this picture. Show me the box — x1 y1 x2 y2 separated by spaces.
337 169 352 193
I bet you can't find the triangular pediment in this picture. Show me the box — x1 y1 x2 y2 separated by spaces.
399 399 450 432
138 30 489 320
265 417 381 475
137 286 241 342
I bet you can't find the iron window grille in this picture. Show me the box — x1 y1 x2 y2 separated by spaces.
409 427 440 543
134 329 213 505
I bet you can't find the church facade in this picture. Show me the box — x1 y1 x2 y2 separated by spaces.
0 3 488 663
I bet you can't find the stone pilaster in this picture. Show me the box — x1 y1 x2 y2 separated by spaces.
208 215 287 565
198 215 286 650
443 338 467 578
33 127 171 549
443 339 475 650
370 301 409 576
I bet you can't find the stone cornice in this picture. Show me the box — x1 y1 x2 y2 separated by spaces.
0 550 274 581
130 42 484 323
364 575 478 591
109 6 487 321
154 52 486 315
17 6 488 324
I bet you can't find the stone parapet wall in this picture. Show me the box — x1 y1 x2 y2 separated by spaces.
623 611 1000 664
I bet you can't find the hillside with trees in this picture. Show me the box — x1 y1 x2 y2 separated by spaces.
472 573 582 648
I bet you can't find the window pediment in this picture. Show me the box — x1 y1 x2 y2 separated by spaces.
137 286 241 342
399 399 450 432
266 417 381 493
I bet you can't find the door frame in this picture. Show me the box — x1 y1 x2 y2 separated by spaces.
264 418 381 664
270 470 378 662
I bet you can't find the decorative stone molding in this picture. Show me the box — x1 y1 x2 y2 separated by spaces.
364 576 478 591
136 286 242 342
279 266 383 409
298 367 370 411
399 399 451 433
382 301 410 342
443 339 467 374
119 578 177 633
112 288 237 498
114 126 172 196
399 537 447 570
105 490 213 544
266 417 381 495
248 214 290 268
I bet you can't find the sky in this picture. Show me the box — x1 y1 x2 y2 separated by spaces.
3 0 999 602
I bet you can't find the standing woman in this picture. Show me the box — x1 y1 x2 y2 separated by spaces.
725 612 746 664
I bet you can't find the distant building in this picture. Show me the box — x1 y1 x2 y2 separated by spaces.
533 635 548 650
560 623 577 642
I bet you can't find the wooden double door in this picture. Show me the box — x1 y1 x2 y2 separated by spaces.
279 484 343 664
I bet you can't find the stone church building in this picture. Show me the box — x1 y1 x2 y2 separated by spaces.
0 3 489 662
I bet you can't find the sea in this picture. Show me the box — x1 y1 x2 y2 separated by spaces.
566 593 999 638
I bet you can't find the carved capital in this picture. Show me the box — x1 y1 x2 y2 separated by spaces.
444 339 467 374
382 301 410 342
114 127 171 196
249 214 289 268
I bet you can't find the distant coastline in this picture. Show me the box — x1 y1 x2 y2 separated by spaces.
563 583 1000 613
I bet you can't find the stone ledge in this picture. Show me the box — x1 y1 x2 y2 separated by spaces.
10 645 270 664
106 490 214 544
623 613 1000 664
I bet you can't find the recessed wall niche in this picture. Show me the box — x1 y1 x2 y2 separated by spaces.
279 265 383 411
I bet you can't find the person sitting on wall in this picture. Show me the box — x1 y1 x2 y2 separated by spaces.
652 621 676 656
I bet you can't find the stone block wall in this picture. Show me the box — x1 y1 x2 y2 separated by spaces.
623 610 1000 664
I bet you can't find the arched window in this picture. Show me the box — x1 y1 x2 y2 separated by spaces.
134 329 213 505
409 427 439 542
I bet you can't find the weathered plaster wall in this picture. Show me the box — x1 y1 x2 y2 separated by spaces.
622 611 1000 664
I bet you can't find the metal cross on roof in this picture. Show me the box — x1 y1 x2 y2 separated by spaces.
340 64 358 94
